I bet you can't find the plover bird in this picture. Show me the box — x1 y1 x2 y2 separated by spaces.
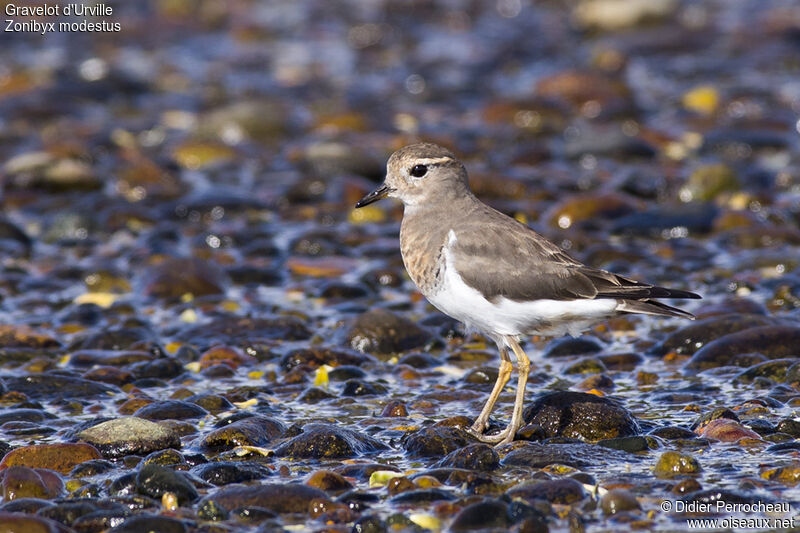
355 143 700 445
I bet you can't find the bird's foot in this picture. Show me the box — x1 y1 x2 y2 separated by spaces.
465 425 511 444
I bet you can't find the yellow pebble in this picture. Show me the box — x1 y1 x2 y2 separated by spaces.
683 85 719 115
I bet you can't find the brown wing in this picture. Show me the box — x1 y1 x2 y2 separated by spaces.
450 205 699 304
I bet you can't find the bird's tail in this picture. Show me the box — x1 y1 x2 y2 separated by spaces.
616 299 696 320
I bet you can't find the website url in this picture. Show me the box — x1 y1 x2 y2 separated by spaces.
687 517 797 530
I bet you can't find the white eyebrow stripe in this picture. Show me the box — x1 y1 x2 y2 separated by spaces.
414 156 454 166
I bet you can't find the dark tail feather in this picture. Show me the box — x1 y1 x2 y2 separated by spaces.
597 286 702 300
616 299 696 320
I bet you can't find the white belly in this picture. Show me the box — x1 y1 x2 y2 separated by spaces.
426 231 619 339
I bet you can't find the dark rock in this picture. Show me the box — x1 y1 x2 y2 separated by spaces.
36 501 99 526
187 394 234 413
192 461 272 486
136 464 198 504
522 391 639 440
141 448 185 467
735 359 796 383
685 326 800 371
274 423 387 459
70 459 114 477
544 337 604 357
281 347 372 370
199 483 329 513
509 478 587 505
334 463 400 481
435 443 499 471
0 466 64 500
176 315 312 348
347 309 432 354
3 374 118 399
200 415 285 451
341 379 386 396
129 358 184 380
109 515 187 533
133 400 208 421
0 512 65 533
650 314 778 356
76 326 162 353
352 514 387 533
649 426 696 440
449 499 512 530
597 436 652 453
610 205 718 237
297 387 336 403
601 488 641 515
76 417 181 458
142 257 229 299
502 441 637 468
389 489 455 504
402 427 476 458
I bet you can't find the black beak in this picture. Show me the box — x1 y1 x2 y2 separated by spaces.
355 183 393 208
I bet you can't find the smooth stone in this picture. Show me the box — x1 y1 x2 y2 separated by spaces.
3 374 117 399
200 415 285 451
735 359 796 383
502 441 637 468
0 467 64 501
435 443 499 471
508 478 587 505
347 309 432 354
0 443 101 474
306 470 354 492
274 423 387 459
597 436 652 453
199 483 329 513
109 515 187 533
694 419 762 442
648 426 696 440
75 326 162 353
449 499 514 530
0 512 65 533
135 464 198 504
176 315 312 347
389 488 455 504
650 314 777 356
191 461 272 486
280 347 372 370
544 336 604 357
685 326 800 371
141 257 229 299
523 391 639 440
654 451 701 478
132 400 208 421
402 427 477 458
76 417 181 458
601 488 641 515
341 379 387 396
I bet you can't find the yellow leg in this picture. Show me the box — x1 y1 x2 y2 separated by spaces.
468 346 512 440
498 336 530 445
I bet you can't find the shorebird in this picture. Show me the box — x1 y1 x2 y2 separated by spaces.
355 143 700 444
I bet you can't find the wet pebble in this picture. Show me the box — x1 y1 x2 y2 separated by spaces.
685 326 800 371
522 391 639 440
142 257 230 299
449 498 512 530
0 443 101 474
135 464 198 505
274 423 387 459
132 400 208 421
402 427 476 458
654 451 701 478
76 417 181 458
601 488 641 515
347 309 432 354
199 483 330 514
502 441 636 468
508 478 587 505
435 443 499 471
109 514 187 533
0 466 64 500
200 415 285 451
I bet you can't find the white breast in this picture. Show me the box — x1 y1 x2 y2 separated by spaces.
426 230 618 338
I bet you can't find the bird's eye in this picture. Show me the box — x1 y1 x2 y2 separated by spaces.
410 164 428 178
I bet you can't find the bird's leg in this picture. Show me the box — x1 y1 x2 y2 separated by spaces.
467 345 512 441
497 336 531 445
